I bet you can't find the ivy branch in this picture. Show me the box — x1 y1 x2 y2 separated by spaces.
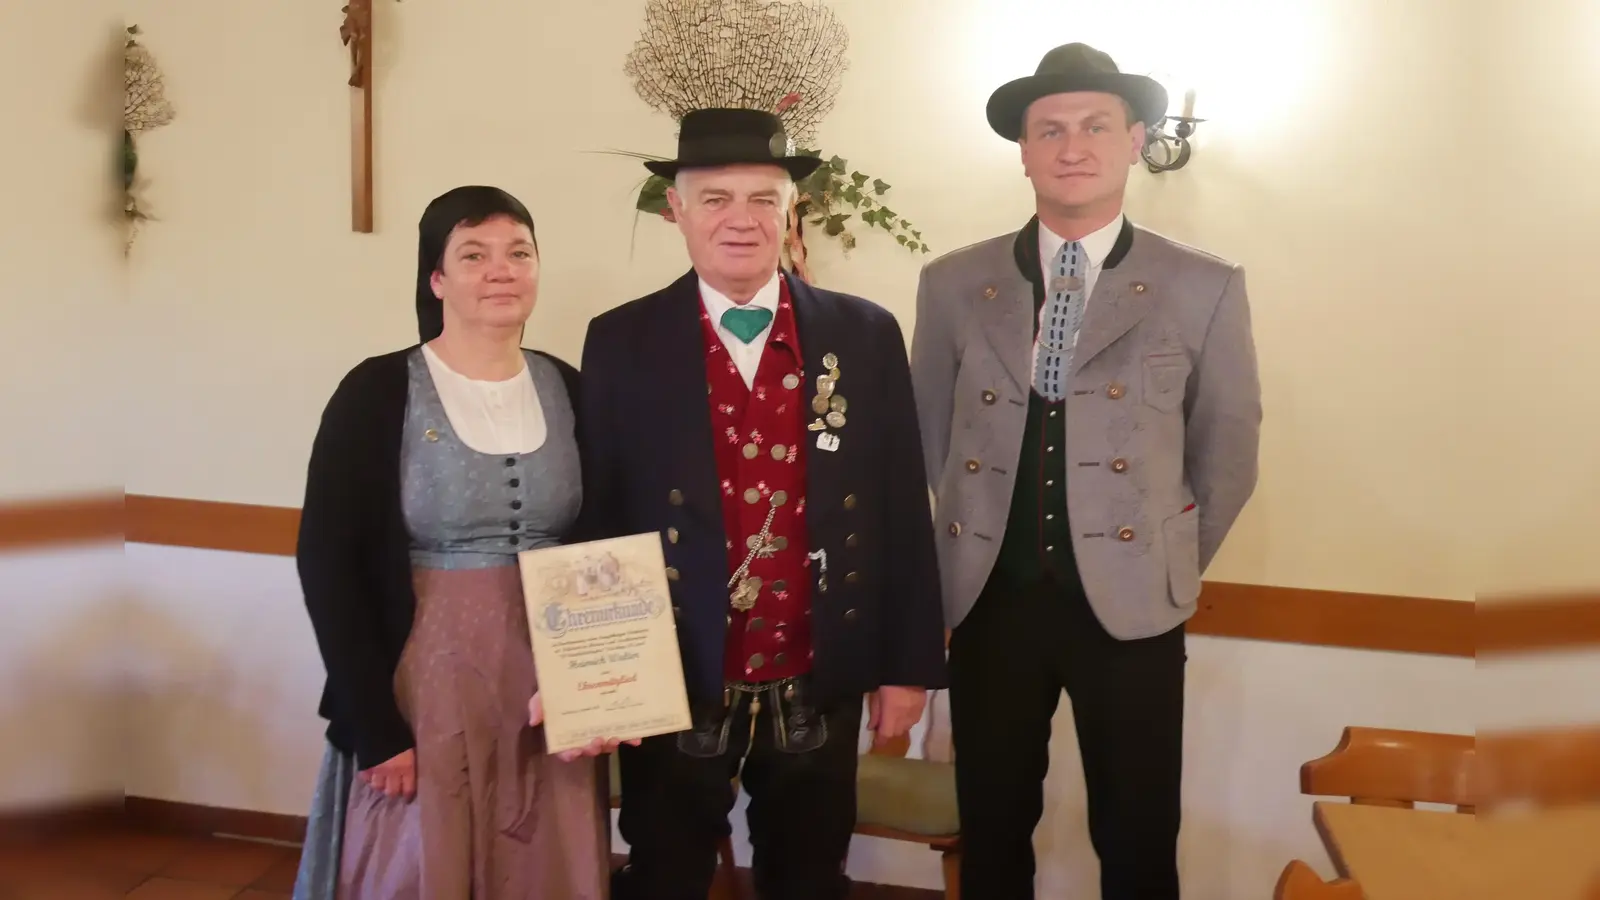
791 152 927 255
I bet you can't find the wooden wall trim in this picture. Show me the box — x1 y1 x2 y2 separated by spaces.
122 495 1599 658
0 795 124 842
126 494 300 557
1189 581 1475 657
0 493 123 550
1477 592 1600 656
124 796 308 845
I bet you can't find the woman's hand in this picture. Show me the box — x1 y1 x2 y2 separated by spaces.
358 749 417 800
528 691 642 762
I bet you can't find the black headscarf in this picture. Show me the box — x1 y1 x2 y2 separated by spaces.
414 186 538 343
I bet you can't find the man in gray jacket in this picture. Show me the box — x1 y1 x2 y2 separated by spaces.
909 42 1262 900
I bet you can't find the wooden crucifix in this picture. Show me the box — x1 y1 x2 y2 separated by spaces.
340 0 375 233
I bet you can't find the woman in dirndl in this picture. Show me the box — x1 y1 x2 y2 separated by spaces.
290 185 629 899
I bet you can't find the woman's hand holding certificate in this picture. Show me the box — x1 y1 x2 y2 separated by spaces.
527 691 642 761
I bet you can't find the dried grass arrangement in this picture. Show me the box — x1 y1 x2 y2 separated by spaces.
604 0 929 279
124 25 175 252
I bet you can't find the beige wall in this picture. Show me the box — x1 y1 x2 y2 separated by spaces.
0 3 123 502
3 0 1590 893
0 546 127 813
0 1 127 815
1474 0 1600 596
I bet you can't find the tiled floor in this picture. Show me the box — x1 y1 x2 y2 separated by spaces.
0 823 940 899
0 824 297 900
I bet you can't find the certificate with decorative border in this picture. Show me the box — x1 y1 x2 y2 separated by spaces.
518 532 693 754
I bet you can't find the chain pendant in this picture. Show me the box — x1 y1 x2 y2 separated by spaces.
730 577 761 612
727 505 779 614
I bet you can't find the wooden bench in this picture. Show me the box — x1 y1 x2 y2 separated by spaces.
851 730 961 899
1300 725 1476 810
1273 859 1363 899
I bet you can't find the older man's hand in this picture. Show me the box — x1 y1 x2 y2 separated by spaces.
867 686 928 747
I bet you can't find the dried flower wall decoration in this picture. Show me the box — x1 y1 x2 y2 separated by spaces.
606 0 929 281
124 25 175 252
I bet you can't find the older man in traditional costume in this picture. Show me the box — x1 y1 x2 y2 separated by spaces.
577 107 948 900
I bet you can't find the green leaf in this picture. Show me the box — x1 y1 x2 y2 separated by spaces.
825 213 851 236
842 185 862 206
635 175 671 215
896 234 908 245
872 178 890 195
912 230 922 240
861 209 879 226
851 172 868 187
827 155 847 172
799 168 831 195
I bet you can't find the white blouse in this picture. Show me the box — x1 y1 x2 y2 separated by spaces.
420 343 547 455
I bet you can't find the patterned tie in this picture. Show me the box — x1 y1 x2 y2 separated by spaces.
721 306 774 344
1032 240 1087 401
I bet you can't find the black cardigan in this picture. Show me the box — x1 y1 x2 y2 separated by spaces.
295 344 581 771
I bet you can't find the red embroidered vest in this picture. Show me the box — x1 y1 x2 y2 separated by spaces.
699 279 814 683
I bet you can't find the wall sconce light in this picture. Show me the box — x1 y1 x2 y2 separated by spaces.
1142 88 1205 173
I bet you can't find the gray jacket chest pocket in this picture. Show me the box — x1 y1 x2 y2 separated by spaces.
1141 355 1190 413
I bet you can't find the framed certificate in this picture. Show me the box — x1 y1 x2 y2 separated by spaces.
517 532 693 755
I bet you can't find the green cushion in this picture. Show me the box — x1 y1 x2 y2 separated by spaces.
855 754 960 837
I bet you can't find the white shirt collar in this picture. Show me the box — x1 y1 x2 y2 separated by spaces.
699 270 782 327
1039 212 1125 270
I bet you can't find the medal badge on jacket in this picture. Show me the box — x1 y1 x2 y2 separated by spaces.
808 352 845 453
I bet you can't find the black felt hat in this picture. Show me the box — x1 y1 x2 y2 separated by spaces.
985 42 1168 140
644 108 823 181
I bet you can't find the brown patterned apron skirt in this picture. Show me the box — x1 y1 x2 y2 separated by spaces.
336 564 610 899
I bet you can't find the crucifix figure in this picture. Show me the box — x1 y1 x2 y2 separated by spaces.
340 0 375 232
